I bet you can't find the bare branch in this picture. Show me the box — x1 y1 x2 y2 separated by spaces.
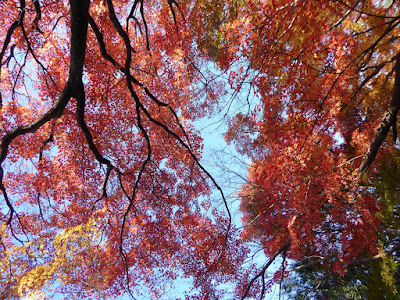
347 243 400 266
333 0 400 19
241 240 291 300
139 0 150 51
32 0 42 27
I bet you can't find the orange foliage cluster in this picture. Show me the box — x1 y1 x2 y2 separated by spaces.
225 0 400 282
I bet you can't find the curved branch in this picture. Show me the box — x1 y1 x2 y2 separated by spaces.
139 0 150 51
96 1 234 291
0 0 26 65
76 90 113 166
106 0 136 59
142 103 233 233
93 10 233 240
1 0 90 164
32 0 42 25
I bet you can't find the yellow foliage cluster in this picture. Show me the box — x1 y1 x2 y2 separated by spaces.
0 218 104 298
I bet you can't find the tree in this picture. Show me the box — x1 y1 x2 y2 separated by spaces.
225 0 400 298
3 0 400 299
0 0 248 298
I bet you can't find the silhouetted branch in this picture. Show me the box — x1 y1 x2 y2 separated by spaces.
0 0 90 228
241 240 291 300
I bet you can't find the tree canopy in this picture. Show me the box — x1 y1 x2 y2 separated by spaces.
1 0 400 299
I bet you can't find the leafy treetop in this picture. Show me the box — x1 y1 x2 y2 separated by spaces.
0 0 248 298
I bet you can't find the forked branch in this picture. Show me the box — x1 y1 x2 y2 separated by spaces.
0 0 90 224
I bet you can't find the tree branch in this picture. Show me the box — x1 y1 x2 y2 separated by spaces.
358 55 400 174
241 240 291 300
0 0 90 225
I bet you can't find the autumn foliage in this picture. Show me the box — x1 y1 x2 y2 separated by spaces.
1 0 400 299
0 0 246 298
226 0 400 297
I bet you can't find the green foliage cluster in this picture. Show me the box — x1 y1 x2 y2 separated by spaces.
374 151 400 227
283 258 400 300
